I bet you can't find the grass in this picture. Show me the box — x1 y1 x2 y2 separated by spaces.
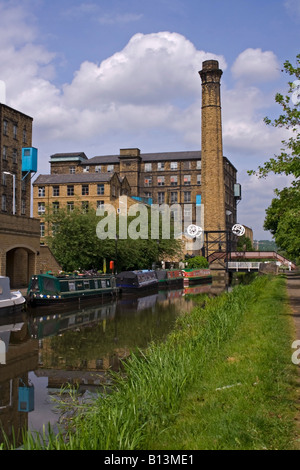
6 275 299 450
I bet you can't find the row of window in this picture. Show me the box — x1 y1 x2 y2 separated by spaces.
145 174 201 186
38 200 105 215
2 146 19 163
3 120 27 143
38 183 105 197
71 160 202 174
156 191 192 204
1 194 26 213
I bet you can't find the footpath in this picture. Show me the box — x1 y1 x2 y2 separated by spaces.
286 270 300 443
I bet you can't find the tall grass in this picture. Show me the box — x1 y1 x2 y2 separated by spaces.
12 275 296 450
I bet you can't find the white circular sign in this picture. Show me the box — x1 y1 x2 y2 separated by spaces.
186 224 203 238
232 224 245 236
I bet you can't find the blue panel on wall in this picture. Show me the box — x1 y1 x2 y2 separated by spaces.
22 147 38 172
196 195 202 206
18 386 35 412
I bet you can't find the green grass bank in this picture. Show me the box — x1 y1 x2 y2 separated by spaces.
15 275 299 450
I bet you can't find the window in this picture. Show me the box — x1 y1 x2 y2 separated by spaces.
1 195 6 211
12 149 17 164
157 162 165 171
52 223 59 236
184 191 191 203
38 186 45 197
2 146 7 161
67 185 74 196
107 164 114 172
40 222 45 237
21 199 26 215
144 176 152 186
23 128 27 144
13 124 17 139
144 192 152 198
158 192 165 204
82 184 89 195
144 163 152 172
97 183 104 195
184 206 192 218
52 202 59 213
170 175 177 186
183 161 191 170
52 186 60 197
38 202 45 215
197 174 201 185
83 165 89 173
97 200 104 209
112 185 116 197
69 166 76 174
95 165 101 173
197 160 202 170
2 173 6 186
170 192 178 204
67 201 74 212
82 201 89 213
170 162 178 170
157 176 165 186
3 120 8 136
184 175 191 185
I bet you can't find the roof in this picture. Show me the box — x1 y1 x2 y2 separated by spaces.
88 150 202 165
50 152 88 162
33 173 115 185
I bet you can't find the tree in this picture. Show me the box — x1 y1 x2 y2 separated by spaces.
237 235 253 252
249 55 300 259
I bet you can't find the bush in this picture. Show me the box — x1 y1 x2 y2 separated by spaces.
185 255 209 269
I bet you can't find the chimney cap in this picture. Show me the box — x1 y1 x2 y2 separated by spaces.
201 60 220 71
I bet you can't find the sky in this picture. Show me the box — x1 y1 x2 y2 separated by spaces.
0 0 299 240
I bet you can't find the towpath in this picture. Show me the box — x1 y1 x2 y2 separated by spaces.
286 271 300 447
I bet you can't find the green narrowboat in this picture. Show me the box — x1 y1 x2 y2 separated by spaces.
27 273 118 306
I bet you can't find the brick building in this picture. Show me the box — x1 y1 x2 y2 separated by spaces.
0 103 41 287
33 60 241 256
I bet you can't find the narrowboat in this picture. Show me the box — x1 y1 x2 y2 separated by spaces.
0 276 26 316
116 270 158 293
27 273 118 306
182 268 212 285
155 269 184 288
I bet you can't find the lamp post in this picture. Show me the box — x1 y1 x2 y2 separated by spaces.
3 171 16 215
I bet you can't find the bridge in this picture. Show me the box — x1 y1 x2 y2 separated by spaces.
208 251 296 270
227 262 263 272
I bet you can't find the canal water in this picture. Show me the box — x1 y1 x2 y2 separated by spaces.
0 283 211 447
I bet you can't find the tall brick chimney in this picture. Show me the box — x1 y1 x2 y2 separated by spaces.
199 60 226 233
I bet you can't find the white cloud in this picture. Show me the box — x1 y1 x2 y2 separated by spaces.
231 48 280 84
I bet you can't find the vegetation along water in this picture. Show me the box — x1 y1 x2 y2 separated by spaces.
3 274 299 450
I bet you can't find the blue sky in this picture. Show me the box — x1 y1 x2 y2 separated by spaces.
0 0 299 239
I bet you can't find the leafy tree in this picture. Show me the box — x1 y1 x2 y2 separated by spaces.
249 55 300 259
237 235 253 252
44 205 183 272
184 255 209 269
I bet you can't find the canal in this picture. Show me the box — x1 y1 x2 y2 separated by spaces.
0 283 211 447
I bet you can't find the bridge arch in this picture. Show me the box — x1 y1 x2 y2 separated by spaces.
5 244 38 288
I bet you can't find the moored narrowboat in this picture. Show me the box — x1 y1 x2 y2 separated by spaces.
116 270 158 293
27 273 118 306
0 276 26 316
155 269 184 288
182 268 212 285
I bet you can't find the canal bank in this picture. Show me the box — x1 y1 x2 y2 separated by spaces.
13 274 299 450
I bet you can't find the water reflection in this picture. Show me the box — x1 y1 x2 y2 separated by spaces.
0 284 211 446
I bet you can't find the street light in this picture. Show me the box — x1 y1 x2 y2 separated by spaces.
3 171 16 215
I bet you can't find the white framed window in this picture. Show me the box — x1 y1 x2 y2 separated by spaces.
197 160 202 170
69 166 76 174
38 186 45 197
144 176 152 186
144 163 152 172
83 165 89 173
97 184 104 195
157 162 165 171
97 200 104 209
107 164 114 172
52 186 60 197
170 192 178 204
67 201 74 212
38 202 45 215
82 184 89 195
184 175 191 185
197 174 201 185
3 120 8 136
95 165 101 173
170 161 178 170
81 201 89 213
157 176 165 186
12 149 17 164
40 222 45 237
184 191 191 203
170 175 177 186
13 124 17 139
2 146 7 160
158 192 165 204
67 185 74 196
